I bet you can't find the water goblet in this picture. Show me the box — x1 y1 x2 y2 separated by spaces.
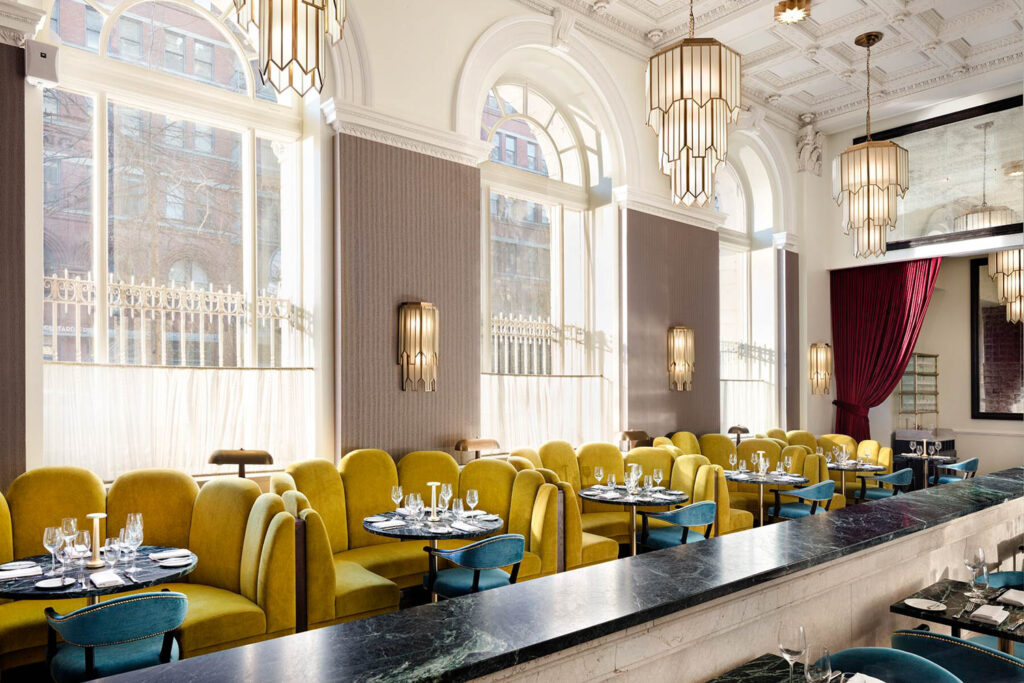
391 485 404 510
466 489 479 513
440 483 453 503
43 527 61 576
653 468 663 487
824 452 833 464
778 624 806 683
729 453 738 470
61 517 78 557
642 475 653 492
102 539 119 572
607 474 617 488
915 445 923 456
126 526 143 574
804 646 831 683
909 441 917 453
784 455 793 472
593 465 604 486
451 498 464 520
739 459 747 472
927 444 935 456
75 530 91 587
935 441 943 454
964 546 987 598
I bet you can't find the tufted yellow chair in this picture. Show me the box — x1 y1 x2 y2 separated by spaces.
670 455 711 501
856 440 881 462
458 459 517 532
107 469 199 549
671 431 702 455
698 434 736 471
538 440 581 493
730 439 783 517
554 481 618 570
693 465 753 536
576 442 630 544
397 451 459 502
7 467 106 558
786 430 818 451
337 449 428 589
507 456 537 472
819 434 859 495
534 468 560 484
652 436 672 447
658 444 684 459
510 448 543 469
626 447 674 514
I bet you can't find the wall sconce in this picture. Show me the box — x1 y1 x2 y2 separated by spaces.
667 326 695 391
398 302 438 391
809 342 833 395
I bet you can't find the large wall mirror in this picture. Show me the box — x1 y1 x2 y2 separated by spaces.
970 257 1023 420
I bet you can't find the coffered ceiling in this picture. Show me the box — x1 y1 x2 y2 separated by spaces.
536 0 1023 132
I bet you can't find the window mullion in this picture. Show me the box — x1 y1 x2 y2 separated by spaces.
93 91 109 364
243 129 257 367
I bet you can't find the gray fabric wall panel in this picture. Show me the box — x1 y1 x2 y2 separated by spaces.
335 134 480 459
626 209 720 437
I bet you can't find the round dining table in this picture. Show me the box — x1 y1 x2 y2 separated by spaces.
827 461 886 499
896 452 956 488
363 511 503 602
722 470 810 527
0 545 198 606
577 486 689 556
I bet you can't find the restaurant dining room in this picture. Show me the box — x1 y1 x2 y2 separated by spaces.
0 0 1022 680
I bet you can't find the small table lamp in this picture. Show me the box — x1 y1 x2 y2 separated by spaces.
617 430 651 452
727 426 749 446
453 438 504 463
209 449 273 478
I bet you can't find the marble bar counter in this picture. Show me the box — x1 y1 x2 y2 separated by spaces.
105 467 1024 683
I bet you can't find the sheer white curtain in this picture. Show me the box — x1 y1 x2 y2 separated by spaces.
43 364 314 480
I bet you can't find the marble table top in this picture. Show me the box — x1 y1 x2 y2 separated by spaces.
578 486 688 506
104 467 1024 683
895 453 957 463
362 511 502 541
724 471 810 486
0 546 197 601
826 462 886 472
890 578 1024 642
707 653 804 682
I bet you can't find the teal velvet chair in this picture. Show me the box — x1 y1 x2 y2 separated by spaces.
769 480 835 521
853 467 913 502
828 647 961 682
933 458 979 486
45 591 187 682
424 534 525 598
891 629 1024 682
969 571 1024 652
638 501 716 550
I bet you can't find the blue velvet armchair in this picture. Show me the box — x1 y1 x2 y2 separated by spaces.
638 500 716 550
829 647 962 682
424 534 525 598
891 629 1024 682
769 480 835 521
854 467 913 502
933 458 979 486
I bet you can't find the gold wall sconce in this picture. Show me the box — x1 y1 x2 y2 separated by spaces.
667 326 695 391
809 342 833 395
398 302 438 391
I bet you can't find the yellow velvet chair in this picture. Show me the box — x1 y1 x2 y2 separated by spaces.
576 442 630 544
625 447 674 514
507 456 537 472
819 434 859 496
158 480 295 658
670 454 711 500
698 434 736 470
538 440 581 492
671 431 701 455
6 466 107 558
857 440 881 462
765 428 789 443
510 447 543 469
658 444 685 459
773 453 845 511
553 481 618 570
731 439 783 517
458 459 517 533
106 469 199 549
534 468 560 484
337 449 429 589
786 430 818 451
397 450 459 502
652 436 672 447
693 465 753 536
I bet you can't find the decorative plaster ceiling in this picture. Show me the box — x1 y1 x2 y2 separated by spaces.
538 0 1023 132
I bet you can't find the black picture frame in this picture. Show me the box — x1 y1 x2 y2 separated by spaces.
969 257 1024 421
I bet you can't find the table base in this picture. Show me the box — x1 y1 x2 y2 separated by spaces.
629 505 637 556
429 539 438 603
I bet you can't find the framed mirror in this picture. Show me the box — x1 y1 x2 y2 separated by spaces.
970 257 1023 420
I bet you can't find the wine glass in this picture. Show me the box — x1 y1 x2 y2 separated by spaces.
607 474 617 488
739 459 747 472
391 486 403 511
778 625 807 683
438 488 451 517
964 546 987 598
784 455 793 472
408 494 424 528
43 527 60 576
61 517 77 554
824 451 833 465
102 539 119 572
729 453 738 470
466 489 479 513
451 498 464 520
125 525 143 574
440 483 453 504
915 444 923 456
804 646 831 683
593 465 604 487
75 530 90 587
909 441 917 454
653 468 663 488
642 475 653 492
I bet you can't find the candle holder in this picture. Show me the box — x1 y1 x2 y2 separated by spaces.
427 482 440 522
86 513 106 569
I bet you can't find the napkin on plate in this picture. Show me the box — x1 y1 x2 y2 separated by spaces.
373 519 406 529
91 570 124 588
462 510 486 518
0 565 41 580
997 589 1024 608
364 516 389 523
150 548 191 561
452 521 482 533
970 604 1010 625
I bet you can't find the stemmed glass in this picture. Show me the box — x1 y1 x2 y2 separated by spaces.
964 546 987 598
729 453 738 471
391 486 403 511
451 498 464 520
653 468 663 488
465 489 479 514
784 454 793 472
102 539 119 572
607 474 617 488
642 475 653 492
935 441 943 457
124 514 143 574
915 444 924 456
75 530 91 588
804 646 831 683
909 441 917 454
593 466 604 487
61 518 78 561
407 494 424 528
43 527 61 577
778 625 807 683
439 484 453 518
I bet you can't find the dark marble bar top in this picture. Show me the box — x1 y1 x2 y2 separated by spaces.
104 467 1024 683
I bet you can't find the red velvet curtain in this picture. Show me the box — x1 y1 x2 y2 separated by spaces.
830 258 942 441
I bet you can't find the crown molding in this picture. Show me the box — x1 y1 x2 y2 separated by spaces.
614 185 725 231
0 0 45 47
772 231 800 252
321 99 492 167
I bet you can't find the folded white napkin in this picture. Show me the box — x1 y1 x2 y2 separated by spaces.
462 509 486 517
452 521 482 533
91 570 124 588
479 514 500 521
426 525 452 534
591 484 610 490
597 491 619 500
998 589 1024 608
847 674 886 683
970 604 1010 625
0 565 42 580
149 548 191 561
395 507 412 516
373 519 406 529
364 516 388 523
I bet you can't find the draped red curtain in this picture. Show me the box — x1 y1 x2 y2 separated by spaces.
830 258 942 441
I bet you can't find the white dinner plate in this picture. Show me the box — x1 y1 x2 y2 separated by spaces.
904 598 946 611
0 561 37 571
157 557 193 568
36 577 75 589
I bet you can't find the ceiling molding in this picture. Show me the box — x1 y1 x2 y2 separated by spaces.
0 0 45 47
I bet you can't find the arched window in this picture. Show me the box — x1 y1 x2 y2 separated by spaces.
168 258 209 286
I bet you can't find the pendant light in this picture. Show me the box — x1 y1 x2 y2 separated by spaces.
954 122 1016 231
774 0 810 24
235 0 345 96
832 32 909 258
646 0 741 207
989 249 1023 324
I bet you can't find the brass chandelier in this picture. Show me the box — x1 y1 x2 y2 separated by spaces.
953 122 1015 231
832 32 909 258
235 0 345 96
646 0 741 207
774 0 810 24
989 249 1023 324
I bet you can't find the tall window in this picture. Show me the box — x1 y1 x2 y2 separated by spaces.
40 0 310 479
479 82 617 448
